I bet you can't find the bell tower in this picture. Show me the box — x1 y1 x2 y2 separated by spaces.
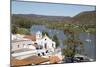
36 31 42 40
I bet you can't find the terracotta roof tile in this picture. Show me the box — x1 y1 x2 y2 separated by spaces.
23 35 36 41
11 56 49 66
49 56 60 64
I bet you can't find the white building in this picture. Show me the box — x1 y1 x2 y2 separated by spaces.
11 34 37 60
35 31 56 52
11 34 36 51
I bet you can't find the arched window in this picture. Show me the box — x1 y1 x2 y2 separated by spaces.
44 43 47 49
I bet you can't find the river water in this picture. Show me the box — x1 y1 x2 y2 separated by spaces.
31 25 96 60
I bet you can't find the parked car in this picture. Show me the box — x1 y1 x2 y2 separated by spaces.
63 56 90 63
63 57 74 63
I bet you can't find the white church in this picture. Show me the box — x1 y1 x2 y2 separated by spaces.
34 31 56 55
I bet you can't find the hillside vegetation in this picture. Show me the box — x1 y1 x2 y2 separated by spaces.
72 11 96 25
11 10 96 34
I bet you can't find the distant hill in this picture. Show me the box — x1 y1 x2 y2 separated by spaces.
12 10 96 25
12 14 71 23
71 11 96 24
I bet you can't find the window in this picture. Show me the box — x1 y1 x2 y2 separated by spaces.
40 45 43 49
44 43 47 49
18 45 19 48
36 47 39 50
28 44 31 45
46 50 48 53
52 44 54 48
34 43 37 45
38 53 40 56
42 52 45 56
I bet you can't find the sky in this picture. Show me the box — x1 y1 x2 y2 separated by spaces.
12 1 95 17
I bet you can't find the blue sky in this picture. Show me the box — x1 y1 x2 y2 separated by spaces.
12 1 95 17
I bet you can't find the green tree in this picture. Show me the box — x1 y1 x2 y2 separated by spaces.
63 24 83 57
42 31 49 36
11 24 18 34
63 38 83 57
16 28 30 35
62 48 75 57
52 34 59 47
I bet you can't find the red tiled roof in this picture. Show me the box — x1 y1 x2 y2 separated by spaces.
11 56 49 66
23 35 36 41
49 56 60 64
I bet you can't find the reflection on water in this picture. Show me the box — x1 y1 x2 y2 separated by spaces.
79 33 96 59
31 25 96 59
